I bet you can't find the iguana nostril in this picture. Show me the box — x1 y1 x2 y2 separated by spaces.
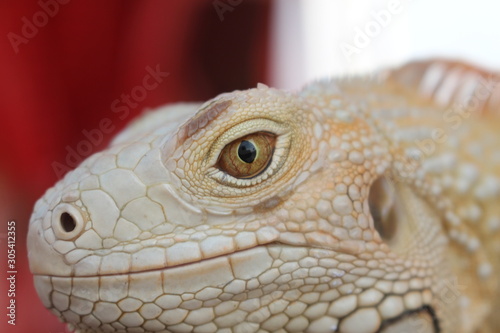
51 203 85 240
60 212 76 232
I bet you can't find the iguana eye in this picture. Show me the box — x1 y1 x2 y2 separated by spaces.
217 133 276 179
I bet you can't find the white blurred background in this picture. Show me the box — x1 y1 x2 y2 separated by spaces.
269 0 500 90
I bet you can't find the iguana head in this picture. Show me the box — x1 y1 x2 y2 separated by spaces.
28 77 495 332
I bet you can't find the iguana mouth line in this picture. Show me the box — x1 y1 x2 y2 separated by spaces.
34 243 288 279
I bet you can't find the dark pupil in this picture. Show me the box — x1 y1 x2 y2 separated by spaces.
238 140 257 163
60 212 76 232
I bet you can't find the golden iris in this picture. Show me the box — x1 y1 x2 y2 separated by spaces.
217 132 275 178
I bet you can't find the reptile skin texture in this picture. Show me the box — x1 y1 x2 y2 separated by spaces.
28 60 500 333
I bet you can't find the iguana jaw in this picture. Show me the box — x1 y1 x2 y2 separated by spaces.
33 243 440 333
32 245 277 327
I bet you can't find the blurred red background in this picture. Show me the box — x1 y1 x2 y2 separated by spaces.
0 1 270 332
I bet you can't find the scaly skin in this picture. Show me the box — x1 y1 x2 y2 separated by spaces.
28 60 500 333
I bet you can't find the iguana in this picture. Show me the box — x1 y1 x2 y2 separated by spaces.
27 60 500 333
